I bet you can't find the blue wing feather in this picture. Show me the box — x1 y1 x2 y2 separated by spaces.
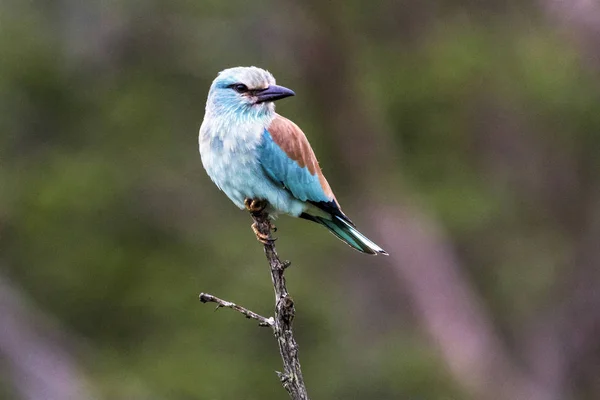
258 129 330 203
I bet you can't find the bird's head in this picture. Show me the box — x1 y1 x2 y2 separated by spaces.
205 66 295 118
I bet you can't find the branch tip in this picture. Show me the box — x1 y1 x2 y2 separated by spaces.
198 292 273 327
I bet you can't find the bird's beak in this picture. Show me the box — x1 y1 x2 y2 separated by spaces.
255 84 295 103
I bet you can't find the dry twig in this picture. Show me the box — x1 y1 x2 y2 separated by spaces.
199 204 309 400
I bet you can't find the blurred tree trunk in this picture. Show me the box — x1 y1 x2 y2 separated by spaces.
523 191 600 398
472 86 600 398
0 273 97 400
541 0 600 70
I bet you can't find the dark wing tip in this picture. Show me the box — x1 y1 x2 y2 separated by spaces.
308 200 354 226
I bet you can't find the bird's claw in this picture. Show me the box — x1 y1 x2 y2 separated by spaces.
252 222 277 244
244 198 268 214
246 198 277 243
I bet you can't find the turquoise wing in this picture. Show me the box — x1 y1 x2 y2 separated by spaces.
258 115 334 204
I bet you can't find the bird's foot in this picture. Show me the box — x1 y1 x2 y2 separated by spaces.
244 198 268 214
252 222 276 245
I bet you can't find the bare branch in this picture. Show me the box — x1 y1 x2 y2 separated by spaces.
250 208 309 400
199 203 309 400
199 293 274 327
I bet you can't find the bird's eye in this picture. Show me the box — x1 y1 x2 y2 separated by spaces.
232 84 249 93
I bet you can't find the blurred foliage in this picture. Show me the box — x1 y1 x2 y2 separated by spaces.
1 0 599 399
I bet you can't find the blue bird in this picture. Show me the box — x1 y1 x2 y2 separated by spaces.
199 66 388 255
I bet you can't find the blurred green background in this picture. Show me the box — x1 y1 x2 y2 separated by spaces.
2 1 600 399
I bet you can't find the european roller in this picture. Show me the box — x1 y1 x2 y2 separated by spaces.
199 66 388 255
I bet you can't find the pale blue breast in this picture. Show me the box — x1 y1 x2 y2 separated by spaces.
199 118 306 217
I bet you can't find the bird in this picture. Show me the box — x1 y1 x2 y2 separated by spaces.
198 66 388 256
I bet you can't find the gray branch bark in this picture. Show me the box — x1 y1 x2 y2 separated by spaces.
199 207 309 400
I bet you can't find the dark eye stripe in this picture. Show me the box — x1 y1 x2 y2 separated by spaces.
229 83 249 93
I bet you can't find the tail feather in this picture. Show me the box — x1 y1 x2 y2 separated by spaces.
314 215 388 256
